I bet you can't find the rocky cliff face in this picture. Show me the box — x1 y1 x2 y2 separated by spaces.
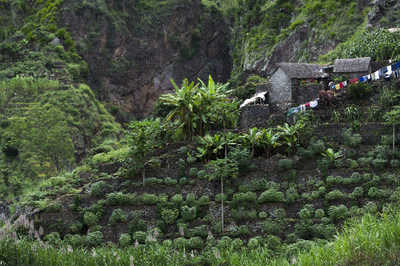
60 0 231 119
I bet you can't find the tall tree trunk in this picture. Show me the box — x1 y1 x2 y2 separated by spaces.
221 135 228 233
221 175 224 233
393 124 396 154
142 167 146 187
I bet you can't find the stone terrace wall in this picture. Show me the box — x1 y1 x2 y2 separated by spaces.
239 105 287 129
314 123 391 146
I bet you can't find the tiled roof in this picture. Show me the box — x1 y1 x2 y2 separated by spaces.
334 57 371 73
277 63 328 79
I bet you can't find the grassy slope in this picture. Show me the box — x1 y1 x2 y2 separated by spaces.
1 207 400 265
0 0 122 199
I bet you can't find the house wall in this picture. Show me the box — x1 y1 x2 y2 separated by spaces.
335 65 372 79
269 68 291 103
292 81 323 104
335 71 369 79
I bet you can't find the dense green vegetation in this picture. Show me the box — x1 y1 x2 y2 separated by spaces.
0 77 121 198
2 206 400 265
321 28 400 62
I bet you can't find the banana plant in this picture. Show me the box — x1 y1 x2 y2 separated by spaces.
196 133 238 161
277 122 304 154
322 148 343 164
259 128 281 157
241 128 264 157
160 78 199 140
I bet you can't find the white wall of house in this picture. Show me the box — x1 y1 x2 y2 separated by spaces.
269 68 291 103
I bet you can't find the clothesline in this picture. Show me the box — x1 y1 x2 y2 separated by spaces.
287 61 400 116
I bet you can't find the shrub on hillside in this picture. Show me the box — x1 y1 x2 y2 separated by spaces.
391 159 400 168
196 195 210 207
119 233 131 247
314 209 325 219
173 237 187 250
358 157 372 168
262 219 282 235
232 208 257 222
368 187 389 199
286 186 299 203
187 237 203 250
325 190 346 201
105 192 137 206
163 177 178 186
343 128 362 148
89 181 109 197
109 209 128 225
132 231 147 244
83 211 99 227
350 187 364 199
278 159 294 171
347 82 373 100
309 139 326 155
185 193 196 205
181 206 197 221
140 194 158 205
258 188 285 203
86 231 103 247
160 208 179 225
372 158 388 169
64 234 86 248
247 237 260 249
231 192 257 207
328 205 349 222
299 205 314 219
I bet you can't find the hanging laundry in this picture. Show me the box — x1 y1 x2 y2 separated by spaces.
350 78 359 84
373 70 380 80
394 69 399 79
359 76 367 83
287 107 299 116
310 100 318 108
384 65 393 80
379 67 385 77
287 61 400 117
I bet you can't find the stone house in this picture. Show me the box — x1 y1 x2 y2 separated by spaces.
268 63 328 104
333 57 371 79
